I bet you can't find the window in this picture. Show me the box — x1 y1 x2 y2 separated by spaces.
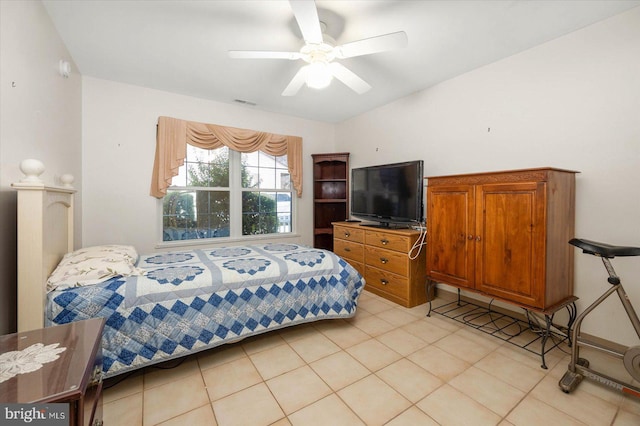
162 145 293 242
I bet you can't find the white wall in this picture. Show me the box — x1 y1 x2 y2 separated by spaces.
337 7 640 345
2 1 638 347
0 0 82 333
81 77 336 253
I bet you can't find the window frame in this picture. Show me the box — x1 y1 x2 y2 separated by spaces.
157 149 297 248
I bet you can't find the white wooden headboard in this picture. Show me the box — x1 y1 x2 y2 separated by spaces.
12 181 75 332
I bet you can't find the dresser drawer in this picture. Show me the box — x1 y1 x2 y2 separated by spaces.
365 246 409 276
334 225 365 243
365 230 412 252
334 238 364 263
365 266 409 300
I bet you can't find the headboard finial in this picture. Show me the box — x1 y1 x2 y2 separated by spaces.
19 159 45 183
60 174 75 188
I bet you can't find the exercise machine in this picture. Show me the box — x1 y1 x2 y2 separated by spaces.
559 238 640 397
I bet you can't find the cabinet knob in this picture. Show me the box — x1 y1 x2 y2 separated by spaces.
380 257 389 264
476 235 482 241
468 234 474 240
381 239 389 245
380 279 389 285
345 231 351 237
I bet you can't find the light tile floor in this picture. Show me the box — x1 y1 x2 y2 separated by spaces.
102 291 640 425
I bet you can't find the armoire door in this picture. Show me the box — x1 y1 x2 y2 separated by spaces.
426 184 476 289
474 181 546 308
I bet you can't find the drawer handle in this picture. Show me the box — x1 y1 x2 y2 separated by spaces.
381 239 389 245
380 279 389 285
344 247 351 252
344 231 351 237
380 257 389 264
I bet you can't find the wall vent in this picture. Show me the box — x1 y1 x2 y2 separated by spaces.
234 99 257 106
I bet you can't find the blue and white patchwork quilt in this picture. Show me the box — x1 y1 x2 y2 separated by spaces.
47 244 364 378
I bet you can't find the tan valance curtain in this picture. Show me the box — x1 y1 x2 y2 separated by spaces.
150 116 303 198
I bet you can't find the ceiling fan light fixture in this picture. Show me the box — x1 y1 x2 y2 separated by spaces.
305 61 332 89
229 1 407 96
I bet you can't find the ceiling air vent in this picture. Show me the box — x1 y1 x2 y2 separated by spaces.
234 99 256 106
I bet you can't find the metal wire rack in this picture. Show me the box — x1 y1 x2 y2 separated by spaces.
429 297 575 368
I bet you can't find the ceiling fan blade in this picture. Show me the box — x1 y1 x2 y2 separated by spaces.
228 50 302 60
282 66 308 96
329 62 371 94
289 0 323 45
335 31 408 59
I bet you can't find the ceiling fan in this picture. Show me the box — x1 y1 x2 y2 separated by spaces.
228 0 408 96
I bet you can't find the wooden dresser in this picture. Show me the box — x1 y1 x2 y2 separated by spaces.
333 221 429 307
426 167 578 310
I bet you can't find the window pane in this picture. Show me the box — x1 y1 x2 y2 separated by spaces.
163 189 229 241
240 151 289 190
170 165 188 187
276 192 292 233
276 155 288 169
185 146 229 187
243 166 260 188
241 151 259 166
186 163 206 186
277 171 291 190
260 167 276 189
261 192 277 213
194 190 230 232
242 192 278 235
163 190 195 228
186 144 202 160
261 154 276 169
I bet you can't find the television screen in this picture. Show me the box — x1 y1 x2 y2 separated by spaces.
351 160 424 226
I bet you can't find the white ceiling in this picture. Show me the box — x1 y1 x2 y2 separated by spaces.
42 0 640 123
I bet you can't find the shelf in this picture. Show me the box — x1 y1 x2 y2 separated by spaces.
314 233 334 251
314 199 347 203
314 180 347 200
312 153 349 251
314 228 334 235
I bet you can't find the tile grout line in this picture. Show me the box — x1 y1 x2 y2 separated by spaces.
102 292 640 425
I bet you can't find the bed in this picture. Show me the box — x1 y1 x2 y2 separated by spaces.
13 179 364 378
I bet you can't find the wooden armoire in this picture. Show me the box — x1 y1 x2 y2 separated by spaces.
426 167 578 310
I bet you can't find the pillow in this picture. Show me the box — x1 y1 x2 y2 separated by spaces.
47 245 142 291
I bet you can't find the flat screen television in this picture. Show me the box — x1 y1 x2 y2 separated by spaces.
350 160 424 227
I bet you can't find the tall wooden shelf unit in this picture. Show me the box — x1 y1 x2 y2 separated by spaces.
312 153 350 251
